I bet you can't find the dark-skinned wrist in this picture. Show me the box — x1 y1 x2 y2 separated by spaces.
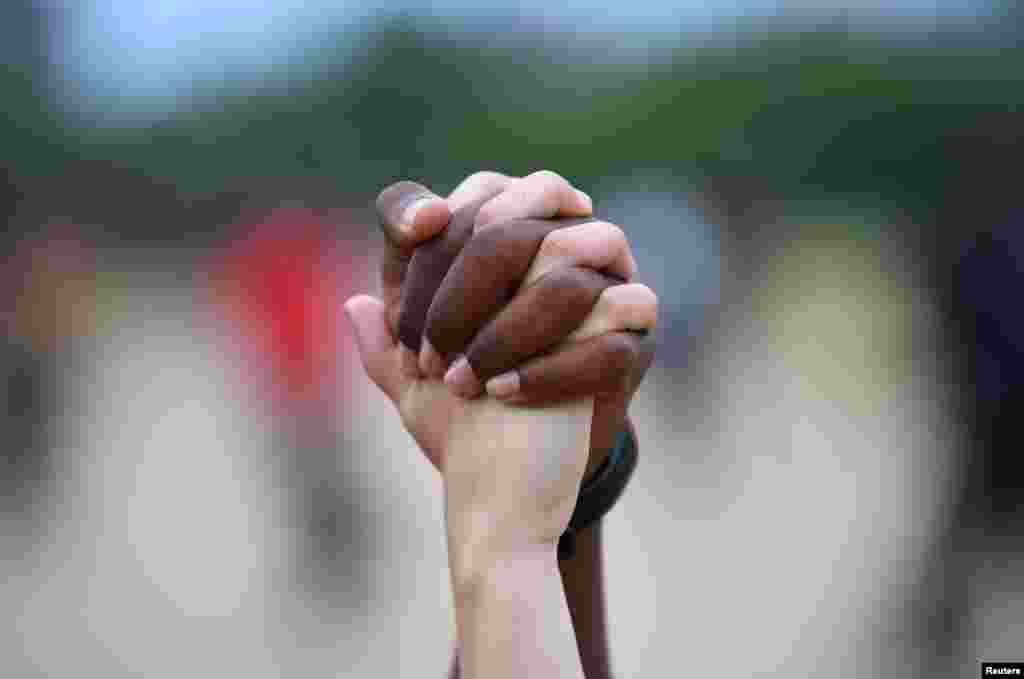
585 412 631 478
558 419 637 678
559 520 613 679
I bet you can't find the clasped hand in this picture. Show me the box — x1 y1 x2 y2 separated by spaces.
345 170 657 570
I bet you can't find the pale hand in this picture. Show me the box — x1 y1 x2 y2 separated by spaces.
443 394 593 585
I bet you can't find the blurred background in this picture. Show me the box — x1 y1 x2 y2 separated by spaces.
2 1 1022 676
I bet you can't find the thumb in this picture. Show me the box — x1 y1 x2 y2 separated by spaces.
344 294 401 401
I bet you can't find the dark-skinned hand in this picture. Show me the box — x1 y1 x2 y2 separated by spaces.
345 170 657 479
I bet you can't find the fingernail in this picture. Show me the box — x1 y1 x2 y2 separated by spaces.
400 196 433 235
400 344 421 379
574 189 593 212
485 371 520 399
419 337 448 379
444 356 481 399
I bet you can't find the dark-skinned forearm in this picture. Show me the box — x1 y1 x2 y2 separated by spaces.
560 521 613 679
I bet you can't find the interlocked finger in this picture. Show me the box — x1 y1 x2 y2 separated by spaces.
462 267 622 389
564 283 658 343
423 217 630 366
486 330 657 405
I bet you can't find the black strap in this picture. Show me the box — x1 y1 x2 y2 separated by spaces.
557 426 638 560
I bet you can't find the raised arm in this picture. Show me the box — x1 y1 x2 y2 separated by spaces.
347 171 655 678
444 394 593 679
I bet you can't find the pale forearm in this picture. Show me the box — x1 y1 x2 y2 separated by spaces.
451 546 584 679
442 396 615 678
443 395 591 679
449 521 612 679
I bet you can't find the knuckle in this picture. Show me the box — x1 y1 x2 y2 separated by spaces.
527 169 571 189
590 220 629 254
561 265 601 289
473 203 499 227
538 228 572 258
466 221 516 265
539 220 626 259
528 169 564 182
604 221 629 247
600 221 630 263
542 267 601 307
464 171 508 193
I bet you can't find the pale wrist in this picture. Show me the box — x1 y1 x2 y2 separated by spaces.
446 512 559 597
442 397 592 575
450 541 558 600
449 543 584 679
